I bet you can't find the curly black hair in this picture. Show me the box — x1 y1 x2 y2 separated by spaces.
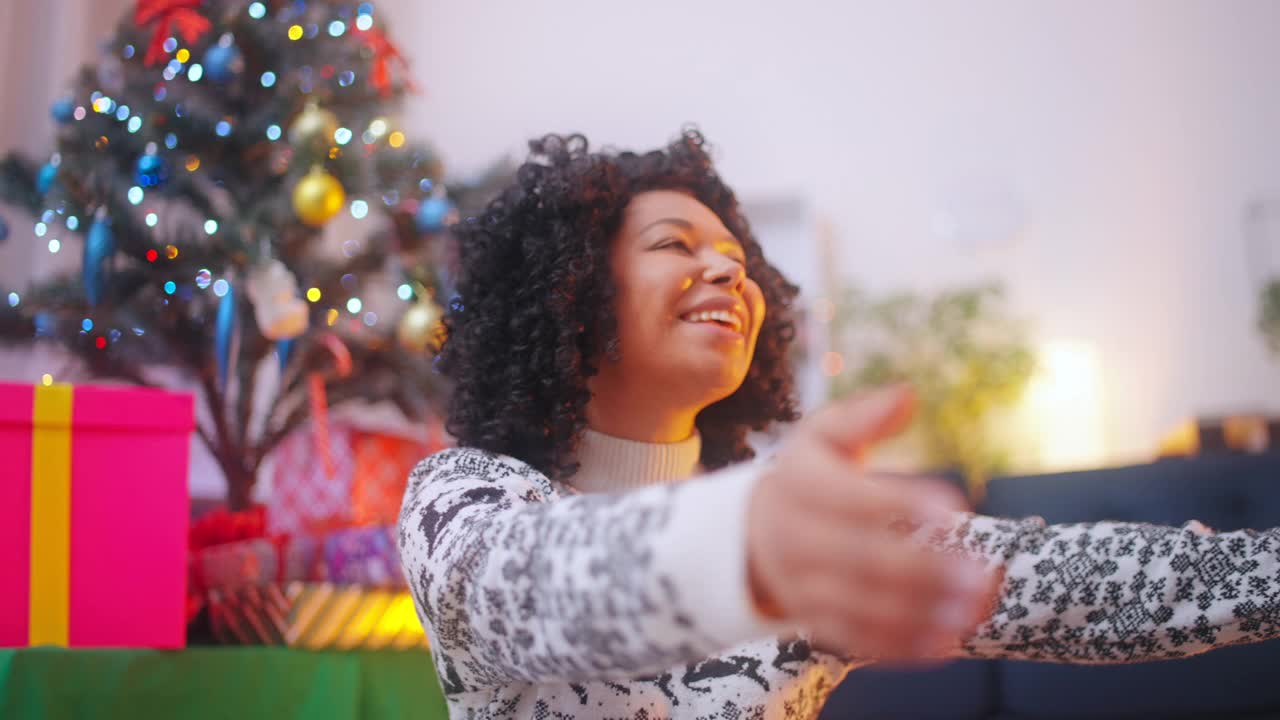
437 129 800 479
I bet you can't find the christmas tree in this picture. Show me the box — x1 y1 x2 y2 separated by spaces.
0 0 498 509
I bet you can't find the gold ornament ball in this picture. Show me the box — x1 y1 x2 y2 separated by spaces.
292 168 345 226
398 298 445 353
288 102 339 150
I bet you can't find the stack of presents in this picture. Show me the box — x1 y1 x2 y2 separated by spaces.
0 381 440 651
8 378 1280 655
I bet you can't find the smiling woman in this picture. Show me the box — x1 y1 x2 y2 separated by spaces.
586 190 766 445
398 130 1280 720
434 131 801 477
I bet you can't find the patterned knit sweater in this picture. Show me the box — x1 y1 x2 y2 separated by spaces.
397 431 1280 720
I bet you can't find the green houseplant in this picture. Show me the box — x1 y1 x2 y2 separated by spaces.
1259 279 1280 357
829 282 1036 496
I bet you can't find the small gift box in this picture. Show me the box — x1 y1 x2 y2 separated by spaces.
267 423 358 537
207 581 428 650
195 535 325 594
0 382 193 648
351 428 442 526
199 538 280 593
269 424 442 536
323 526 405 589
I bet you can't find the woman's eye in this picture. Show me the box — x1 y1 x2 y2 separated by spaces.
661 238 693 253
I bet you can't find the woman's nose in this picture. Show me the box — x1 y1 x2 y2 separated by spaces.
702 253 746 292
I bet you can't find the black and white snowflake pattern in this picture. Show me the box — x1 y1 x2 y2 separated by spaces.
927 515 1280 663
398 448 1280 719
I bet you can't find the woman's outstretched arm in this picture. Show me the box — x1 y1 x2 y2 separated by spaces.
934 515 1280 662
401 389 1003 692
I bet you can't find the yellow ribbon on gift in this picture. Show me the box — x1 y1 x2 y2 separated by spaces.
29 383 72 646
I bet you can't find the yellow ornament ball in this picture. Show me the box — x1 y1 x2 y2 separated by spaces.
293 167 345 226
398 297 446 353
288 101 339 151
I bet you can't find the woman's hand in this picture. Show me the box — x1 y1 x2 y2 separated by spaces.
745 385 1001 660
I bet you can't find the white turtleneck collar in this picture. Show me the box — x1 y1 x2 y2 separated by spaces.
565 428 702 493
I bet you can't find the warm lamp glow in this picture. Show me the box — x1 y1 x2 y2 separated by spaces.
1021 340 1107 471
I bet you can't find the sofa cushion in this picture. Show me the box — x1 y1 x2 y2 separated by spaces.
980 451 1280 719
997 642 1280 719
820 659 995 720
979 452 1280 529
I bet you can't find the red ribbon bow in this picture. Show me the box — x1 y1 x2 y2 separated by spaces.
135 0 212 67
189 504 268 554
354 25 418 97
187 504 268 623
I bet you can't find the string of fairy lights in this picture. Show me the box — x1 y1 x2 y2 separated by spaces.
4 0 453 383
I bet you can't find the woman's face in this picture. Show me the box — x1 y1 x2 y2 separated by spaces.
598 189 766 409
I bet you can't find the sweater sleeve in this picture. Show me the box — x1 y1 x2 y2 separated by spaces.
396 448 788 693
930 514 1280 663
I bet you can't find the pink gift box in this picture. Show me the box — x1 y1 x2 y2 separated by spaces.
0 382 194 648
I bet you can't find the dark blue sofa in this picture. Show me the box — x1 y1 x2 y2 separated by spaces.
821 451 1280 719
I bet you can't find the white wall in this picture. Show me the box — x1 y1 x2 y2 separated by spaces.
4 1 1280 471
384 0 1280 464
0 0 132 288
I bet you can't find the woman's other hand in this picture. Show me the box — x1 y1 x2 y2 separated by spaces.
745 385 1001 660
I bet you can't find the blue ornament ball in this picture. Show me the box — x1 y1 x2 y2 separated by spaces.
203 42 244 83
215 281 237 389
414 197 455 233
34 312 57 338
50 97 75 124
35 163 58 195
83 215 115 306
0 215 8 242
135 153 169 188
276 338 294 374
